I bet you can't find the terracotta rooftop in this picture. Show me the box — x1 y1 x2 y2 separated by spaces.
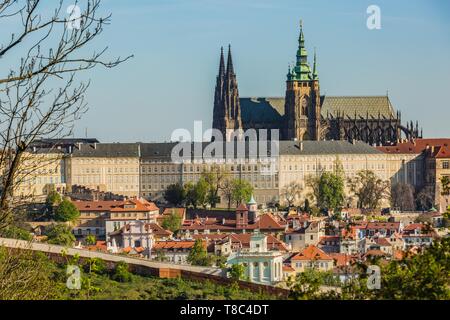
291 245 333 261
153 240 205 250
377 138 450 155
73 198 159 212
364 249 386 257
365 222 400 230
329 253 352 267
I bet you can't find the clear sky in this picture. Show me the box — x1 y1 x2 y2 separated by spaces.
42 1 450 141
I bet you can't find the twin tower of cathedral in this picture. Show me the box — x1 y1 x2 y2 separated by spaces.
212 21 322 142
212 21 422 145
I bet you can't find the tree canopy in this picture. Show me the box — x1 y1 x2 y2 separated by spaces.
45 223 76 246
348 170 389 209
231 179 253 207
317 171 345 212
163 183 186 206
161 210 182 233
187 239 210 266
54 199 80 222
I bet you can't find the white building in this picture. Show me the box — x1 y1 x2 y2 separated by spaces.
226 231 284 285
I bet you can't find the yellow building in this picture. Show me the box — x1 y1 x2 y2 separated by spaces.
65 143 140 197
13 148 66 200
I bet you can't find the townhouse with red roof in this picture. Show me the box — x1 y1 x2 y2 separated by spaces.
71 197 159 239
290 245 334 272
401 223 438 249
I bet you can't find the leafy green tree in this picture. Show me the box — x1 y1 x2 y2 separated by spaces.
348 170 390 209
46 190 62 207
231 179 253 206
84 257 107 275
161 210 182 233
325 238 450 300
187 239 209 266
54 199 80 222
163 183 186 206
229 263 246 281
0 247 59 300
376 238 450 299
201 165 228 208
318 171 345 212
289 268 336 300
45 223 76 246
184 179 208 209
0 225 32 241
112 261 132 282
44 189 62 219
85 234 97 245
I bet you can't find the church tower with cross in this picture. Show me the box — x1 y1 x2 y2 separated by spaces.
284 20 322 141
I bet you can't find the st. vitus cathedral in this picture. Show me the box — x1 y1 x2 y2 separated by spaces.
212 21 422 145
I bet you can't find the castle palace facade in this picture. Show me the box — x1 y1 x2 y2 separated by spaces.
212 22 422 145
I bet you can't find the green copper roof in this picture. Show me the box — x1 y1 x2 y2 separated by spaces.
290 20 312 82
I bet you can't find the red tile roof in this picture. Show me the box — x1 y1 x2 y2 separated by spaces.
73 198 159 212
329 253 352 267
373 237 392 246
364 249 386 257
291 245 333 261
403 223 424 231
153 240 205 250
86 241 107 252
431 145 450 158
122 246 145 254
365 222 400 230
377 139 450 155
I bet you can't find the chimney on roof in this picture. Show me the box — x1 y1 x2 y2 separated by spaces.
299 141 304 151
93 143 97 150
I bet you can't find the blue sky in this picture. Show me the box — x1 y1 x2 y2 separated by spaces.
7 0 450 142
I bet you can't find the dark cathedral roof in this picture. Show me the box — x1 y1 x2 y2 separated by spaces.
240 95 396 124
240 97 285 124
321 96 396 119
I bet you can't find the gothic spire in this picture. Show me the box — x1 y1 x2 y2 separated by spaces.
218 46 225 78
313 47 319 80
292 19 312 81
226 44 234 75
